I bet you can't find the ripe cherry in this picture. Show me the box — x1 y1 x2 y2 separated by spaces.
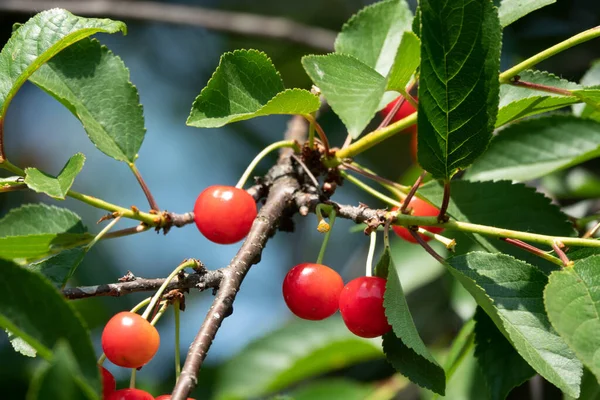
392 197 444 243
381 95 417 134
101 311 160 369
282 263 344 320
194 185 257 244
100 365 116 398
106 388 154 400
339 277 391 338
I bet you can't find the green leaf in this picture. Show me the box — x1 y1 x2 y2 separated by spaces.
565 368 600 400
214 317 383 400
417 0 501 179
0 8 125 120
496 70 580 127
473 308 535 400
6 328 37 357
545 256 600 382
442 319 475 381
287 379 374 400
26 248 86 289
386 31 421 92
496 0 556 27
418 180 574 271
383 250 445 394
29 38 145 163
187 50 319 128
24 153 85 199
0 204 91 260
27 340 96 400
0 259 100 396
574 60 600 120
467 115 600 182
334 0 413 75
302 54 386 138
447 252 582 397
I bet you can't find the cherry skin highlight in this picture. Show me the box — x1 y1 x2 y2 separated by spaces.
283 263 344 320
99 365 116 398
106 388 154 400
381 95 417 134
101 311 160 369
194 185 257 244
339 276 391 338
392 197 444 243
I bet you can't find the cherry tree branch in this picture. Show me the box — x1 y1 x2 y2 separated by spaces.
0 0 336 51
62 270 222 299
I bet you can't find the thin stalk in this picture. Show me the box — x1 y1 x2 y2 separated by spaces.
377 96 407 130
128 162 160 211
409 230 447 264
499 26 600 83
316 208 336 264
150 301 169 326
552 241 573 267
341 171 402 208
417 227 456 251
582 221 600 239
344 162 410 194
508 78 574 96
129 368 137 389
308 118 316 148
236 140 299 189
502 238 563 267
85 216 122 251
366 231 377 277
437 181 450 222
400 171 426 213
141 259 197 320
331 113 418 162
302 114 330 154
174 299 182 379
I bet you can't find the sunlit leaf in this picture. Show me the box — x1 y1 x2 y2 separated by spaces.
24 153 85 199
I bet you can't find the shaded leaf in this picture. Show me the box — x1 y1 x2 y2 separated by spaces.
0 204 91 260
496 0 556 27
418 0 501 179
187 50 319 128
474 308 535 400
287 379 374 400
383 251 445 394
418 180 574 272
29 38 145 163
214 317 383 400
564 368 600 400
334 0 413 75
545 256 600 382
447 252 582 397
27 341 96 400
574 60 600 120
496 70 580 127
386 31 421 92
0 8 125 119
0 259 100 395
26 248 86 289
443 319 475 381
24 153 85 199
467 115 600 182
302 54 386 138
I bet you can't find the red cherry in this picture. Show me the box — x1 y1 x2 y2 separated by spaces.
381 96 417 133
99 365 116 398
282 263 344 320
155 396 195 400
193 185 257 244
392 197 444 243
339 277 391 338
106 388 154 400
101 312 160 369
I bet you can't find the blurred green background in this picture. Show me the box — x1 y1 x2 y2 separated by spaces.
1 0 600 399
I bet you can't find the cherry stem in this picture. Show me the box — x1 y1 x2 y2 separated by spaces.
343 162 410 196
508 76 574 96
400 171 427 214
582 220 600 239
340 170 402 207
308 115 316 148
366 231 377 277
409 230 447 264
417 227 456 251
316 207 336 265
501 238 563 267
236 140 300 189
128 162 160 211
552 241 573 267
437 181 451 223
383 219 391 250
174 299 181 379
150 301 169 326
85 216 122 252
141 259 198 320
303 114 330 154
129 368 137 389
377 96 407 130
